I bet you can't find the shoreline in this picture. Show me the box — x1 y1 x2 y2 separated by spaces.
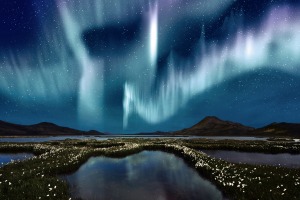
0 138 300 199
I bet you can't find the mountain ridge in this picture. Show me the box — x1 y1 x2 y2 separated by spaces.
174 116 255 136
0 120 104 136
0 117 299 137
255 122 300 137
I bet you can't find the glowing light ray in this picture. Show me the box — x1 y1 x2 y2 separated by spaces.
0 26 74 102
149 2 158 67
123 6 300 126
57 1 104 127
0 0 298 132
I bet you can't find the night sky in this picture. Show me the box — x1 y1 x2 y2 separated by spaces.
0 0 300 133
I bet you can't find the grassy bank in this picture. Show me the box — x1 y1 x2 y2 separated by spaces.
0 138 299 199
182 139 300 154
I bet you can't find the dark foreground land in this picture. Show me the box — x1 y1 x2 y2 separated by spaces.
0 138 300 200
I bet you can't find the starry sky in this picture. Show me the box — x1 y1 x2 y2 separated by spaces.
0 0 300 133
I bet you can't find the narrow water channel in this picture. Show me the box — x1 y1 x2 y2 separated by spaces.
202 150 300 168
0 153 34 167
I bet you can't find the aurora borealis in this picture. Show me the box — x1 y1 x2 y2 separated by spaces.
0 0 300 133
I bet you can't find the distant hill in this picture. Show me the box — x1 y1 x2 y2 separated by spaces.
173 116 255 136
1 117 299 137
135 131 170 136
172 116 299 137
255 122 300 137
0 120 104 136
109 117 257 136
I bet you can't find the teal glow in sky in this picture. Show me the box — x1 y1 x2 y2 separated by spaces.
0 0 299 133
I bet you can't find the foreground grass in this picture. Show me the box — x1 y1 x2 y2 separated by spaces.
181 138 300 154
0 138 299 200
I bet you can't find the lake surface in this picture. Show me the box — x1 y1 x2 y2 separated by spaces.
0 136 108 143
192 136 267 141
202 150 300 168
64 151 223 200
0 136 267 143
0 153 34 167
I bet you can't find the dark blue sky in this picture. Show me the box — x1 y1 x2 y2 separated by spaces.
0 0 300 133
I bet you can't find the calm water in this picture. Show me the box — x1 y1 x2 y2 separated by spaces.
0 136 107 143
0 136 267 143
64 151 223 200
0 153 34 167
192 136 267 141
202 150 300 168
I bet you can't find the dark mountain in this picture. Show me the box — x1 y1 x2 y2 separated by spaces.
0 120 104 136
1 117 299 137
255 122 300 137
135 131 169 135
173 116 300 137
173 116 255 136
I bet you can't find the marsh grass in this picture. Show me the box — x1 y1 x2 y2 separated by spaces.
0 139 299 199
183 139 300 154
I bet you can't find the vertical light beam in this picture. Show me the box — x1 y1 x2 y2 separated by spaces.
57 1 104 128
123 5 300 125
149 2 158 67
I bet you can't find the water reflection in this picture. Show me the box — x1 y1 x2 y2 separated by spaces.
65 151 223 200
202 150 300 168
0 136 267 143
0 153 34 167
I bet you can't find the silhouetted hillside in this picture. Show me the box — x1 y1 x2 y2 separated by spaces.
255 122 300 137
174 116 255 136
0 120 104 136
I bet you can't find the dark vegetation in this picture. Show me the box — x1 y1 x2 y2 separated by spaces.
0 138 299 200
